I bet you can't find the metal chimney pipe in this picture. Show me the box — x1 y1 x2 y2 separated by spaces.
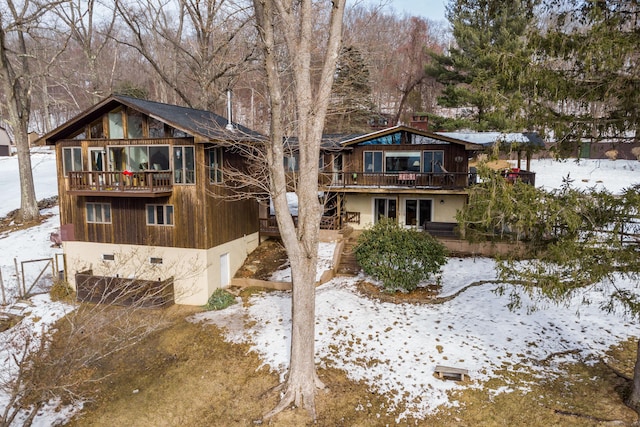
225 89 234 131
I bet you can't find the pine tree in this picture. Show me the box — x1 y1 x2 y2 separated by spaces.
426 0 540 131
327 45 374 133
529 0 640 154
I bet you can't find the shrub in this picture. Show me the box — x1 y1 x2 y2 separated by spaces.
605 149 618 160
631 146 640 161
204 289 237 310
50 280 75 302
354 218 448 293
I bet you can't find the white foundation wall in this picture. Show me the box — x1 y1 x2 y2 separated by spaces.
343 193 466 230
62 232 259 306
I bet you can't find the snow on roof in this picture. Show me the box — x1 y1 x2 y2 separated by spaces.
436 131 545 147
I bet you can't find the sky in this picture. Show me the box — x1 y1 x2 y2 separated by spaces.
360 0 448 22
0 150 639 424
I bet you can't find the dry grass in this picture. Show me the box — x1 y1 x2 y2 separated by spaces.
59 300 639 426
59 243 639 426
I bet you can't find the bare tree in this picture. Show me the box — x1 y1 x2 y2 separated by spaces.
55 0 118 104
115 0 257 111
0 0 58 222
251 0 345 421
0 247 195 426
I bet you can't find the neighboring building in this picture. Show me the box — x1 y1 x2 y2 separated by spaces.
43 95 262 306
0 125 12 156
436 131 546 171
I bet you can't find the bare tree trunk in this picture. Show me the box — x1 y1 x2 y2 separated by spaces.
0 2 40 222
627 340 640 414
253 0 345 421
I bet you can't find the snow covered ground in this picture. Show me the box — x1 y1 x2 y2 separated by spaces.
0 150 639 424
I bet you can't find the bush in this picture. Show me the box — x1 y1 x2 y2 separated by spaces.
204 289 237 310
50 280 75 302
354 218 448 293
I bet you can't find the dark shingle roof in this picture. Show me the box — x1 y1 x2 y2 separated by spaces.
115 95 264 141
43 94 264 145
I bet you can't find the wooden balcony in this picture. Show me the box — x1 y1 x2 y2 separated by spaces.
320 171 473 189
320 169 535 189
67 171 173 197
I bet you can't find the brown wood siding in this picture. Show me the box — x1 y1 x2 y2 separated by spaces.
56 139 258 250
345 143 469 174
203 145 259 248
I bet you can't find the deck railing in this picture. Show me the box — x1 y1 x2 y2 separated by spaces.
320 169 535 188
67 171 173 196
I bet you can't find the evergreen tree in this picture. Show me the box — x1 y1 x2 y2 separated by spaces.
327 45 374 133
459 168 640 413
529 0 640 155
426 0 540 131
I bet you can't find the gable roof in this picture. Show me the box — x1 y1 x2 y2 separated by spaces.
326 125 484 151
43 94 264 145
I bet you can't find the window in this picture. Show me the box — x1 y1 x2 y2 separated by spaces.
108 110 124 139
422 151 445 173
127 110 144 138
108 145 170 171
86 203 111 224
174 146 195 184
384 151 420 173
148 118 165 138
374 198 396 223
364 151 383 173
146 204 174 226
405 199 432 227
90 120 105 139
149 257 163 265
283 154 298 172
209 148 223 183
102 254 115 261
62 147 83 175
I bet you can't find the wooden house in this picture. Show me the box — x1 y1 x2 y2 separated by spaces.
317 126 535 234
43 95 262 306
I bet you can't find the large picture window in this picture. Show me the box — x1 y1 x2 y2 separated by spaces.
108 145 170 172
86 202 111 224
174 146 195 184
384 151 420 173
146 204 174 226
62 147 82 175
364 151 383 173
422 151 445 173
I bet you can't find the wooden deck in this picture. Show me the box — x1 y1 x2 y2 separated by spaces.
67 170 173 197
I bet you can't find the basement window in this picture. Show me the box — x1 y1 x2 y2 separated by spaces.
102 254 115 261
149 257 163 265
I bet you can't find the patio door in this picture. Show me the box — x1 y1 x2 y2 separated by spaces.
405 199 432 228
374 198 396 223
89 148 105 186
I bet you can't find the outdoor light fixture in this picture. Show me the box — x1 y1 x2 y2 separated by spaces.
440 199 445 205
